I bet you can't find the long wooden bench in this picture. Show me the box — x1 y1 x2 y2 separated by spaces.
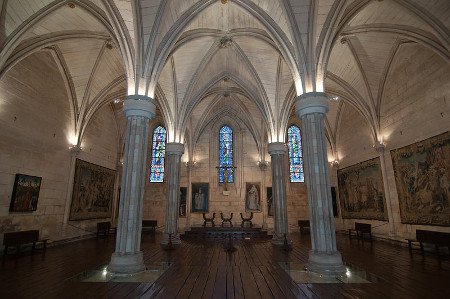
298 220 310 234
142 220 157 232
348 222 372 240
97 222 112 238
3 230 48 258
407 229 450 256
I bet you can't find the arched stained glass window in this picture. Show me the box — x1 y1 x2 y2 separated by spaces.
219 125 234 183
149 126 166 182
287 125 304 182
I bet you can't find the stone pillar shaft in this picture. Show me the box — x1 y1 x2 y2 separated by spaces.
296 92 344 274
375 143 395 235
268 142 289 245
109 95 155 274
162 143 184 245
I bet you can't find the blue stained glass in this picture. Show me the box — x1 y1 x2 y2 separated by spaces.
149 126 166 182
219 125 233 183
288 125 304 182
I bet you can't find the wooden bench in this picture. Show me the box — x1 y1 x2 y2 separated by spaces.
142 220 157 232
97 222 112 238
348 222 372 240
298 220 310 234
407 230 450 256
3 230 48 258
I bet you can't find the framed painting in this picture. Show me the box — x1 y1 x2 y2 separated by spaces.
331 187 339 217
267 187 274 217
192 183 209 213
9 174 42 212
179 187 187 217
246 182 261 212
391 131 450 226
338 157 387 221
69 159 116 221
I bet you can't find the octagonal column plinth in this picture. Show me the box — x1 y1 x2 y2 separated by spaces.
108 95 155 275
296 92 344 275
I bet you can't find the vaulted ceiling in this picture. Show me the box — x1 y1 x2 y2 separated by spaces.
1 0 449 155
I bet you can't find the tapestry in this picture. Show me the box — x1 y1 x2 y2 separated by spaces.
391 132 450 226
9 174 42 212
192 183 209 213
246 183 261 212
267 187 274 217
179 187 187 217
331 187 338 217
69 159 115 220
338 158 387 220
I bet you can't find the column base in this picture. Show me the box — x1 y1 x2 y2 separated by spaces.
108 251 145 275
307 250 345 275
271 234 292 246
161 233 181 246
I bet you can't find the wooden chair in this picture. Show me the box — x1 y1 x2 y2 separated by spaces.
298 220 310 234
240 212 253 227
221 212 233 227
3 230 48 259
202 213 216 227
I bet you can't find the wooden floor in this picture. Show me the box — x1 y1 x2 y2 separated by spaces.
0 232 449 298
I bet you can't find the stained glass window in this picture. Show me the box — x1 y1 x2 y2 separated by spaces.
149 126 166 182
287 125 304 182
219 125 233 183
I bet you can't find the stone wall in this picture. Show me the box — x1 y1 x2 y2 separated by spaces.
0 51 119 247
333 43 450 240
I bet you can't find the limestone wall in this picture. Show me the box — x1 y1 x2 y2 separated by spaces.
0 51 119 247
333 43 450 240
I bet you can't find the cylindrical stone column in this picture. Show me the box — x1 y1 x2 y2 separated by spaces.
108 95 155 274
268 142 290 245
161 142 184 245
374 142 396 236
296 92 344 275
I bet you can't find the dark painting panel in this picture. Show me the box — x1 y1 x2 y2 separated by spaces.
192 183 209 213
391 132 450 226
9 174 42 212
245 183 261 212
69 159 115 221
179 187 187 217
338 157 387 221
267 187 274 217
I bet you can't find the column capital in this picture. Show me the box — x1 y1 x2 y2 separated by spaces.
296 92 329 118
123 95 156 119
166 142 184 156
268 142 287 155
374 141 386 153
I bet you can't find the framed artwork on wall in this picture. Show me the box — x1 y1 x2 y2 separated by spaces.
331 187 339 217
267 187 274 217
338 157 388 221
69 159 116 221
9 174 42 212
191 183 209 213
245 182 261 212
391 131 450 226
179 187 187 217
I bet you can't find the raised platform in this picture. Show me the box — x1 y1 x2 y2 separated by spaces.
183 226 271 239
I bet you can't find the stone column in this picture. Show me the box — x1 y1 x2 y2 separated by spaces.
161 142 184 245
268 142 290 245
108 95 155 274
296 92 344 275
63 145 81 224
374 142 396 236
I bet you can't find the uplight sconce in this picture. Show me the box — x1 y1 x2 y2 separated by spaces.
258 160 269 171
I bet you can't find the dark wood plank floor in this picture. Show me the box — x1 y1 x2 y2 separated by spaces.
0 232 449 298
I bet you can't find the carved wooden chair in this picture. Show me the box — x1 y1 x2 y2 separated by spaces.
240 212 254 227
202 212 216 227
220 212 233 227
